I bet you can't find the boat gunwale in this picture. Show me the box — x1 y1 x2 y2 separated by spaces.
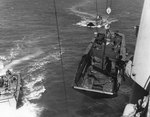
73 86 114 95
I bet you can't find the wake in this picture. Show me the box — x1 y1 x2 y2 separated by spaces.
69 0 118 28
0 50 43 76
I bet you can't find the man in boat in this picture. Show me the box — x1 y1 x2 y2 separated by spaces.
105 57 112 75
0 76 4 87
125 56 133 77
115 55 125 81
97 15 103 26
112 31 122 49
134 25 139 37
6 70 12 76
95 33 105 45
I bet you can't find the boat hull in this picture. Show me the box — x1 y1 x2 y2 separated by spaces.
73 31 126 98
73 86 117 98
0 73 22 109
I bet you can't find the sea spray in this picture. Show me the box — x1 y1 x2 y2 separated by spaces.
0 50 43 76
0 101 44 117
24 74 46 100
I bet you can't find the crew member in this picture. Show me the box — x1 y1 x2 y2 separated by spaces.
115 55 125 80
0 76 4 87
105 57 112 75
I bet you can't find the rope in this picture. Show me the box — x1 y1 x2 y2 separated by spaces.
106 0 112 9
95 0 99 32
95 0 98 17
53 0 69 114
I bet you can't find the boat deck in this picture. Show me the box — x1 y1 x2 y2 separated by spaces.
0 73 20 101
81 65 114 91
73 32 126 97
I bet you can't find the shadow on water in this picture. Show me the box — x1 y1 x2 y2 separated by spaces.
74 94 129 117
71 77 133 117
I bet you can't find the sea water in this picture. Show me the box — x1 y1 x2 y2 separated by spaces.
0 0 144 117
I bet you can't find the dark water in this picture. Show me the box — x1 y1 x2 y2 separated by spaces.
0 0 144 117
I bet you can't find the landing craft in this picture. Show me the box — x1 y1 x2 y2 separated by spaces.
0 61 22 109
72 0 128 98
73 20 127 98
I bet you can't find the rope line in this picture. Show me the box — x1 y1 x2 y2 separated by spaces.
106 0 112 9
95 0 99 32
53 0 69 114
96 0 98 17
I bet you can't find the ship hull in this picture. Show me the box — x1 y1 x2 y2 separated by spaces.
128 78 148 104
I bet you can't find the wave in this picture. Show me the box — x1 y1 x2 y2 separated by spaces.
24 74 46 100
28 51 62 73
69 0 95 23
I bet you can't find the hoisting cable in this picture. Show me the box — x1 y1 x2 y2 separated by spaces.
53 0 69 115
95 0 99 32
96 0 98 17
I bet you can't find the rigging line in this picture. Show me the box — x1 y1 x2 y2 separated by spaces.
95 0 98 32
96 0 98 17
106 0 112 9
53 0 69 114
106 0 108 9
110 0 112 7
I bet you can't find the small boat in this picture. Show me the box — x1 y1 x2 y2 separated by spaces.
73 26 127 98
77 16 118 28
87 22 95 27
0 70 21 109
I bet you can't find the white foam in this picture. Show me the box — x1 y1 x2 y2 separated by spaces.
23 74 45 100
75 17 118 28
0 100 44 117
25 75 44 88
26 86 46 100
28 51 62 73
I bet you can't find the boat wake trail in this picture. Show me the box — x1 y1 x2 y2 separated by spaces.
75 17 118 28
69 0 95 19
3 50 43 73
69 0 96 27
69 0 118 28
0 101 44 117
0 38 62 116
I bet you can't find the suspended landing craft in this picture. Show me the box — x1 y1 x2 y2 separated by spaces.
73 0 127 98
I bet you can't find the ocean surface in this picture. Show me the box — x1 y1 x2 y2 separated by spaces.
0 0 144 117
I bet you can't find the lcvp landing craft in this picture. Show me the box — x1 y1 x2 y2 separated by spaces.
0 61 21 109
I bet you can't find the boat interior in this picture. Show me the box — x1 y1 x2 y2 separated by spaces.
74 31 126 96
0 71 19 101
